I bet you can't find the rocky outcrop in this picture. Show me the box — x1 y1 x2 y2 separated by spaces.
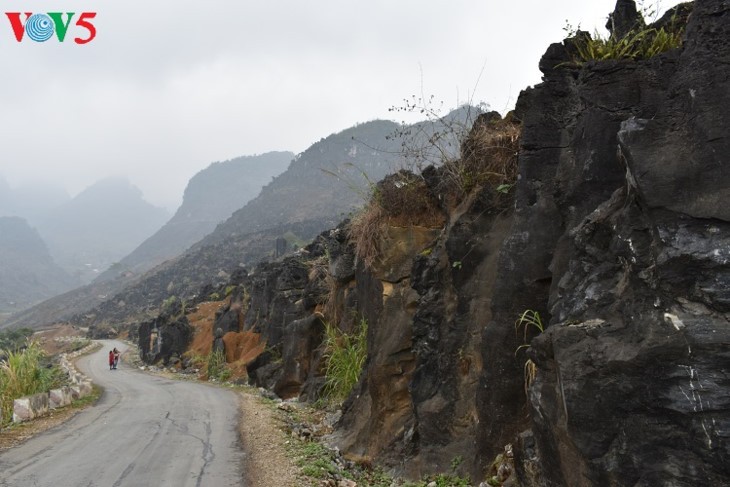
137 298 192 365
476 1 729 485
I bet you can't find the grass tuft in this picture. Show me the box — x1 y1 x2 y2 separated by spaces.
0 341 65 426
322 318 368 402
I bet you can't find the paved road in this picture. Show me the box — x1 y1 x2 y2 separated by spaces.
0 340 243 487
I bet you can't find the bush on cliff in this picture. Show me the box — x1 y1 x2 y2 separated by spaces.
565 3 690 65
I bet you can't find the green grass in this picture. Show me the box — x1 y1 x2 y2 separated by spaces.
322 318 368 402
0 341 65 426
569 24 683 65
206 350 230 382
289 440 344 481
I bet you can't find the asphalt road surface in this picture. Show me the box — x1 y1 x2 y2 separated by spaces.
0 340 243 487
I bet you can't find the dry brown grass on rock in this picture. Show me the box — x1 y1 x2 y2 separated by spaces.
378 171 445 228
442 114 521 204
349 170 444 270
349 201 387 270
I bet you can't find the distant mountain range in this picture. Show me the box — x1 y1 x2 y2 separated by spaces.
0 217 79 313
4 108 480 329
95 151 293 281
197 120 401 247
70 120 405 326
31 177 171 283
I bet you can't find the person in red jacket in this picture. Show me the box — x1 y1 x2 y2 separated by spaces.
108 350 114 370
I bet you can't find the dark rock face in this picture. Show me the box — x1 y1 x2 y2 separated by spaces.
243 258 310 351
274 314 325 399
138 301 192 365
241 228 344 394
483 1 729 485
333 175 513 478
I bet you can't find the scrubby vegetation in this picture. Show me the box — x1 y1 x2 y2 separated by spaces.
563 3 690 66
443 114 520 204
0 328 34 352
0 341 65 425
322 318 368 402
569 25 684 63
349 113 520 269
206 349 230 382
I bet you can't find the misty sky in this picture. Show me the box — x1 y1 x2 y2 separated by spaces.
0 0 683 210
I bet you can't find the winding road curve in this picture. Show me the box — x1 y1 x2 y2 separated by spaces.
0 340 243 487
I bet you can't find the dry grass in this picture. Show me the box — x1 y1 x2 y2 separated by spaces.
349 201 388 269
322 274 343 329
444 115 521 205
349 170 444 270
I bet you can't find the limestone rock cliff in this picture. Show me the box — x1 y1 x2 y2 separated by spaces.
506 1 729 484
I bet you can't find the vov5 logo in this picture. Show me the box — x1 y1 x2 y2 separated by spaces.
6 12 97 44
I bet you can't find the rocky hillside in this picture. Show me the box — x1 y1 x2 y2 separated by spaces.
0 217 78 313
194 120 401 247
130 1 729 485
35 177 170 283
95 151 293 281
80 121 405 327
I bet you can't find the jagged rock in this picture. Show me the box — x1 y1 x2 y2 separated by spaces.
495 1 729 485
605 0 644 38
327 227 356 283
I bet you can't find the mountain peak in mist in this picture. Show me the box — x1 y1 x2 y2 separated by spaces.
37 177 170 282
95 151 294 279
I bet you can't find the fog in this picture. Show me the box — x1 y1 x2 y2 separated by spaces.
0 0 682 211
